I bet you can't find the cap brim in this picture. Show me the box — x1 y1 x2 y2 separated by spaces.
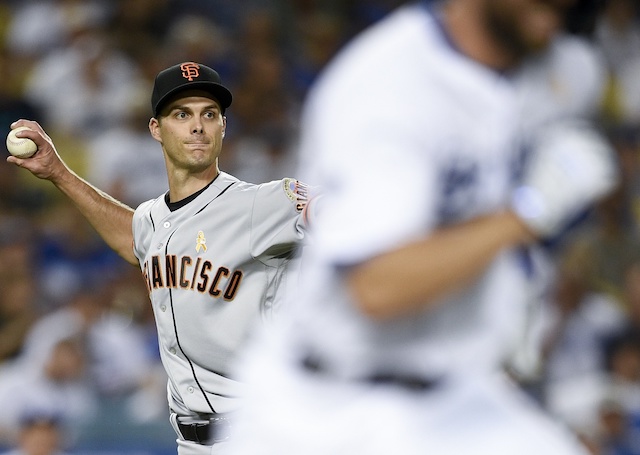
154 81 232 116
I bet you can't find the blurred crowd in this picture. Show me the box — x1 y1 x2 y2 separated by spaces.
0 0 639 454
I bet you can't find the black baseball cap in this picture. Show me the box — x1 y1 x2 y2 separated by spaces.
151 62 233 117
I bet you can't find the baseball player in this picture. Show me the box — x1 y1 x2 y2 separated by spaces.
6 62 314 455
224 1 618 454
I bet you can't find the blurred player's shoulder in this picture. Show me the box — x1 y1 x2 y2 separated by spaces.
515 33 607 123
307 3 434 94
546 33 607 116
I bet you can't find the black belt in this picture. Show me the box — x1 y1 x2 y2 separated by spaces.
300 355 439 392
176 416 231 444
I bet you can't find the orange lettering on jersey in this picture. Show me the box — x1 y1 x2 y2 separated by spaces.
141 262 152 295
145 255 244 302
190 257 202 289
151 256 164 288
209 267 229 297
197 261 213 292
223 271 243 300
179 256 192 288
181 62 200 81
166 255 177 288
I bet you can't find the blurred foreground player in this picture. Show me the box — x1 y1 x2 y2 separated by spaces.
225 0 617 454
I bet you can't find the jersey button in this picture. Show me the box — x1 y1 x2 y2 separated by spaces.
163 221 171 228
188 387 195 393
169 347 176 355
157 243 163 249
160 304 167 312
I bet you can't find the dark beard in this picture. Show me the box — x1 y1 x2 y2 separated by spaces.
482 2 548 66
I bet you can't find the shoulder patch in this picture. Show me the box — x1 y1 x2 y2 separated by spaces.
283 178 310 212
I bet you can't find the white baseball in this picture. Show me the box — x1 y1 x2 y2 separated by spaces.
6 126 37 158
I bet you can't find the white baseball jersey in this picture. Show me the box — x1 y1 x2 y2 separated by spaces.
283 8 608 385
132 171 308 415
514 32 607 137
285 2 528 381
226 3 591 455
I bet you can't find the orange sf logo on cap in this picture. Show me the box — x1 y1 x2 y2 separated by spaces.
180 62 200 81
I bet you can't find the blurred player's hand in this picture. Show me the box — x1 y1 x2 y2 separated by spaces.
511 121 619 238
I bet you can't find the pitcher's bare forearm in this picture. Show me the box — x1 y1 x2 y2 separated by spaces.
53 165 137 265
6 120 137 265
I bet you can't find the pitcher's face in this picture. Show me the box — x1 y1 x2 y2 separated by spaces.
150 91 226 174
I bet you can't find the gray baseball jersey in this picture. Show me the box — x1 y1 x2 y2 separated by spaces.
132 171 309 415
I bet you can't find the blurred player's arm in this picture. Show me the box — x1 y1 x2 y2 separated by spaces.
347 211 532 320
348 121 618 320
6 120 137 265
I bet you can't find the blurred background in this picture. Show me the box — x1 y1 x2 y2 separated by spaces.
0 0 639 454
